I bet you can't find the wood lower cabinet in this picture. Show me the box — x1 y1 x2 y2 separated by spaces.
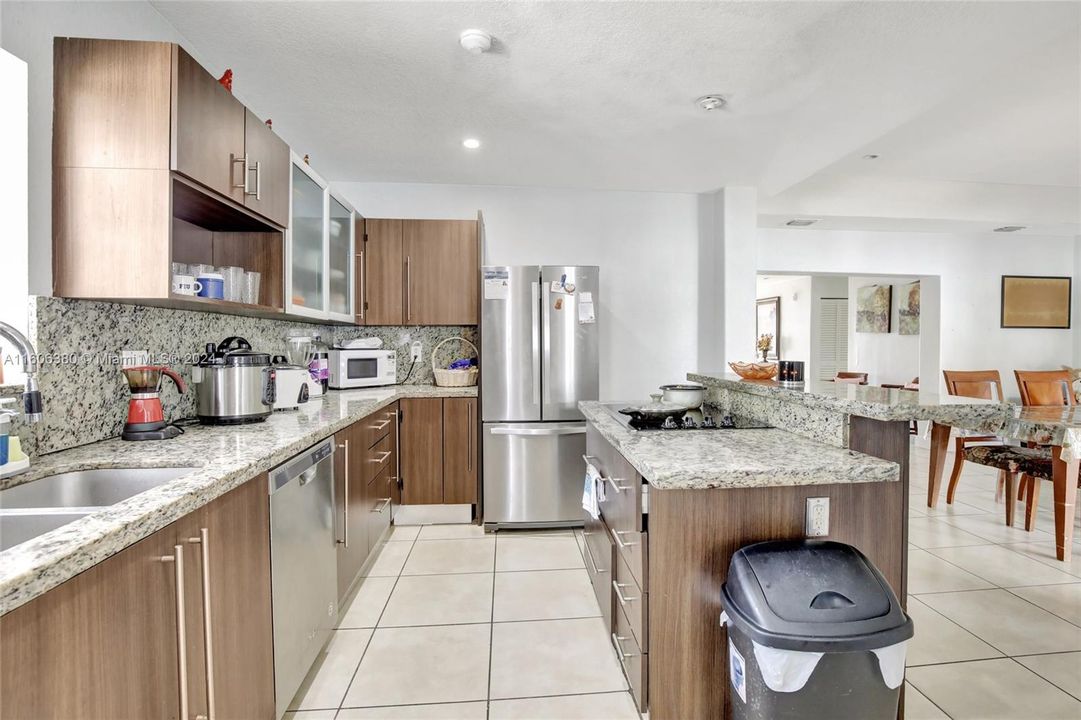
336 423 371 601
443 398 478 504
402 220 479 325
0 473 274 720
0 523 182 719
400 398 445 504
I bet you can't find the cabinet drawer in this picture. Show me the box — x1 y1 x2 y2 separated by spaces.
612 544 647 649
363 433 394 483
610 523 647 590
366 466 393 549
359 407 396 449
582 515 613 631
612 599 648 713
587 427 644 535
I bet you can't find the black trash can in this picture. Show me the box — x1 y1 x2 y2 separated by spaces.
721 540 913 720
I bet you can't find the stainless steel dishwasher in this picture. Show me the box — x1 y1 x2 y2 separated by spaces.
269 437 337 719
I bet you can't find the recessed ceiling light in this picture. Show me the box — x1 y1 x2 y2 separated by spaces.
462 138 481 150
862 154 880 160
696 95 727 111
459 29 493 54
785 219 817 227
994 225 1026 232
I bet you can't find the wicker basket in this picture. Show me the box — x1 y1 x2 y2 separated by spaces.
432 336 479 387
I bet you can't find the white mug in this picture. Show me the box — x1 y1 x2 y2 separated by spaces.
172 274 203 296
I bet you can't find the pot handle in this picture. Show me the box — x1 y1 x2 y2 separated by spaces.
262 368 277 407
160 367 188 394
216 336 252 353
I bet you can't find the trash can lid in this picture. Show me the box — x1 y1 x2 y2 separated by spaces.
721 540 913 652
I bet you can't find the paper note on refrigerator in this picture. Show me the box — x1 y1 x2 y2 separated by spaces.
483 268 510 300
578 301 595 324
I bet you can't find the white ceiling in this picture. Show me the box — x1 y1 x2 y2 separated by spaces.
151 0 1081 205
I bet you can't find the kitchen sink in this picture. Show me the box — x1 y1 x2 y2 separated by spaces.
0 467 197 552
0 468 196 510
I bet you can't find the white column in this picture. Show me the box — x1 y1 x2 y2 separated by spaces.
720 187 758 366
1075 236 1081 367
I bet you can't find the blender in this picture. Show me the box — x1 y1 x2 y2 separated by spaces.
121 366 186 440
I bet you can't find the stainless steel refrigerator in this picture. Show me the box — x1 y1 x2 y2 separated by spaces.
481 265 600 529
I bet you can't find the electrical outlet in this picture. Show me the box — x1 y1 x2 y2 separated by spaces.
410 341 422 363
806 497 829 537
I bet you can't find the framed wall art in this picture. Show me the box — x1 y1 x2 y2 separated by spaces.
1001 276 1071 329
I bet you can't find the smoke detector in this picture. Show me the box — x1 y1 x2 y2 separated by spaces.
696 95 727 111
785 219 818 227
993 225 1026 232
459 29 493 54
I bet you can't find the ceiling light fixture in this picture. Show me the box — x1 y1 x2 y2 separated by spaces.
696 95 727 111
862 154 880 160
993 225 1026 232
459 29 493 54
462 138 481 150
785 219 817 227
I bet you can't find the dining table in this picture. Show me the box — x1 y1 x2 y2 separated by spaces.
926 404 1081 562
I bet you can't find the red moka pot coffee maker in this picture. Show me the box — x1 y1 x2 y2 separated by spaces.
121 366 186 441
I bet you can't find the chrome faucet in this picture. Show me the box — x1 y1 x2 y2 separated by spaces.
0 321 43 423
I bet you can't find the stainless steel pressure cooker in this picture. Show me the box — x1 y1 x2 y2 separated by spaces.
193 336 276 424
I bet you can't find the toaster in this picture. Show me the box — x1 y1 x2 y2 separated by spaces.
272 364 311 411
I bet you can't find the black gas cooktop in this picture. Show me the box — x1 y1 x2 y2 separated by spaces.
602 403 773 432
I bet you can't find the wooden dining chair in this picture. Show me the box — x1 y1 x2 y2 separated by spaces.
1014 369 1076 529
942 370 1007 504
834 372 869 385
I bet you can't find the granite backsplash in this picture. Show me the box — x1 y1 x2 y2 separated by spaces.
11 297 477 456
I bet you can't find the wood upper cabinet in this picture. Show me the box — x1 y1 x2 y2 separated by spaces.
403 220 479 325
359 218 405 325
443 397 478 504
400 398 445 504
0 521 183 719
172 46 246 204
242 108 290 227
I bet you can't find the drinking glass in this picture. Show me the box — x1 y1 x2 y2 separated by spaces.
242 271 261 305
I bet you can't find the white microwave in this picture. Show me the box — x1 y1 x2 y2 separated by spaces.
328 349 396 388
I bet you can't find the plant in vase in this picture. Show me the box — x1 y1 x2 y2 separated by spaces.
757 333 774 362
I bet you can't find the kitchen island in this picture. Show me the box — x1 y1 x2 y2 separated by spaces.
579 401 903 720
691 372 1080 561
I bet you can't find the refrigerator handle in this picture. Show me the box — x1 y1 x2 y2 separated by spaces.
541 280 551 404
531 280 541 407
489 427 586 436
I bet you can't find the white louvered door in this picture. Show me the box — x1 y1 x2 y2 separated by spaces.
816 298 849 381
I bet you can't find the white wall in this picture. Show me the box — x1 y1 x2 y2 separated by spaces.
847 276 921 386
758 229 1075 397
0 1 201 296
720 187 758 365
756 275 812 367
334 182 703 402
0 49 29 386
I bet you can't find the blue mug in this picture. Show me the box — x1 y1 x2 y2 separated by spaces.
196 273 225 300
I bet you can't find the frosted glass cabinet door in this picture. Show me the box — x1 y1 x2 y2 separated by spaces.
328 194 353 318
290 163 325 312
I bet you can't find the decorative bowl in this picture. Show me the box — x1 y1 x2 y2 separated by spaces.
728 361 779 380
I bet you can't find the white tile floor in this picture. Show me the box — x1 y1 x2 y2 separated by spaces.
289 442 1081 719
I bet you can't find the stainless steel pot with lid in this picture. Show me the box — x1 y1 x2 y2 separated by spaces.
193 336 276 424
659 382 705 408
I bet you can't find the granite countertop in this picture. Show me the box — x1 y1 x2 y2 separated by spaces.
691 372 1081 458
580 401 899 491
0 384 476 615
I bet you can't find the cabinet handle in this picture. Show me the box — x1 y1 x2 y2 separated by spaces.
467 401 473 472
394 408 401 491
371 450 392 463
161 545 189 720
253 160 261 201
612 529 639 549
231 153 248 192
373 416 392 430
187 528 216 719
405 255 412 321
612 580 639 607
374 497 392 513
338 440 350 547
611 633 640 664
356 250 366 322
607 476 631 493
582 536 606 575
